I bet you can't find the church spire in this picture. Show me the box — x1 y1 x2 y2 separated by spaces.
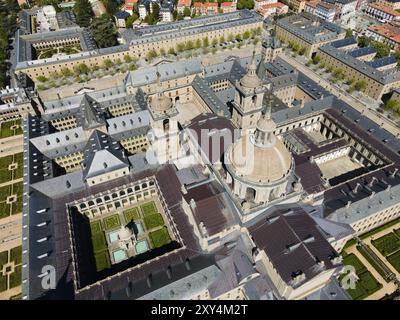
254 94 276 147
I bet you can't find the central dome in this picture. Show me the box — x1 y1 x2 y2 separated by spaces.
226 112 292 185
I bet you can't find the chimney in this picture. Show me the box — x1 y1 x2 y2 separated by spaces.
346 201 351 209
190 198 196 210
199 221 208 237
391 168 398 178
368 177 377 187
370 191 375 199
353 183 361 194
181 185 187 194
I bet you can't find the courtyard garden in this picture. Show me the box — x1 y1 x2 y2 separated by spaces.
0 152 23 184
0 182 24 219
0 245 22 293
372 232 400 257
371 230 400 274
123 207 140 223
339 253 382 300
0 119 23 139
36 44 81 60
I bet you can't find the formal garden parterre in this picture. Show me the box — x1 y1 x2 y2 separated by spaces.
89 200 172 272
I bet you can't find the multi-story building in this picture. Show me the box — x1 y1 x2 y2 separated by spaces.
192 2 219 15
288 0 307 12
257 2 289 18
15 10 263 81
366 22 400 50
221 1 237 13
254 0 277 10
375 0 400 10
304 0 320 15
325 0 357 24
275 12 346 58
177 0 191 14
315 2 337 22
317 39 400 99
365 2 400 22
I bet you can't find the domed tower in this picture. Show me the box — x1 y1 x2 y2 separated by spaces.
146 71 180 164
231 49 266 129
225 100 295 209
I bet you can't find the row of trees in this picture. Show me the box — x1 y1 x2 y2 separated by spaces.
0 0 19 88
382 99 400 118
36 55 138 85
358 36 391 59
288 41 306 56
145 28 261 61
309 55 368 93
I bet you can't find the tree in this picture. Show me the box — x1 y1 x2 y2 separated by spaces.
202 37 209 48
90 14 118 48
383 99 400 113
373 42 390 58
195 39 202 49
219 35 225 44
312 55 321 65
102 59 114 69
168 47 176 55
177 43 186 52
160 48 166 56
37 75 48 82
126 13 139 28
128 63 137 71
183 7 191 17
235 34 242 41
345 28 353 38
124 54 132 63
237 0 254 9
73 63 90 75
185 40 194 50
212 38 218 46
73 0 93 27
146 49 158 61
358 36 371 48
243 31 250 40
228 34 234 42
299 47 306 56
354 80 367 92
60 67 73 77
144 3 160 25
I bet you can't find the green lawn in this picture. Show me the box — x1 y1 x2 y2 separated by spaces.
0 202 11 219
0 169 12 184
143 212 164 230
342 253 366 274
0 250 7 268
103 214 121 230
387 251 400 273
149 227 171 248
90 220 103 234
0 155 12 168
141 201 157 216
394 228 400 239
12 182 23 197
10 246 21 265
123 207 140 223
0 185 11 202
0 120 22 139
91 232 107 253
94 251 111 272
0 275 7 292
9 265 21 288
340 253 382 299
372 233 400 257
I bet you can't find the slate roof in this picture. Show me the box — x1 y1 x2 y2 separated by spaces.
248 207 339 286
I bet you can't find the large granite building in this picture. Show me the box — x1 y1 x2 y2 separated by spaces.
18 35 400 301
